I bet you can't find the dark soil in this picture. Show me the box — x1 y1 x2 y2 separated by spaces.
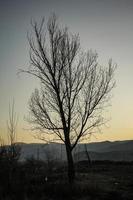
0 159 133 200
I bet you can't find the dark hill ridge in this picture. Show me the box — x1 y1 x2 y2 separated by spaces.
99 140 133 152
16 140 133 161
74 150 133 162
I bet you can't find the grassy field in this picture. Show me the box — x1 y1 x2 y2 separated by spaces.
0 159 133 200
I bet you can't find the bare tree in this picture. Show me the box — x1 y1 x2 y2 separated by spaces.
0 136 6 161
0 102 21 191
22 14 116 183
7 100 21 162
84 143 92 168
0 101 21 162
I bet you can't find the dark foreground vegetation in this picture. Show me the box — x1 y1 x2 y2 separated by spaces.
0 157 133 200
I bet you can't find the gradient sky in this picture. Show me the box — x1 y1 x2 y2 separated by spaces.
0 0 133 143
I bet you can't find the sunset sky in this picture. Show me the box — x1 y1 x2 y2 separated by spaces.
0 0 133 143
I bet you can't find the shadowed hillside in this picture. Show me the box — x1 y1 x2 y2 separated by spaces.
18 140 133 162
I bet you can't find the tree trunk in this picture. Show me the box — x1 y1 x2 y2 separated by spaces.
84 144 92 168
65 145 75 184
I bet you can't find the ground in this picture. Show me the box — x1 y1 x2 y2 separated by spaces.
0 159 133 200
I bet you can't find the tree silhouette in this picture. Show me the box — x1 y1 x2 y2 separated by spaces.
7 100 21 162
22 14 116 183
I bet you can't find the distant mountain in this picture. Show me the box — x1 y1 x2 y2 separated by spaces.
17 140 133 162
19 143 67 161
79 140 133 152
98 140 133 152
74 150 133 162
